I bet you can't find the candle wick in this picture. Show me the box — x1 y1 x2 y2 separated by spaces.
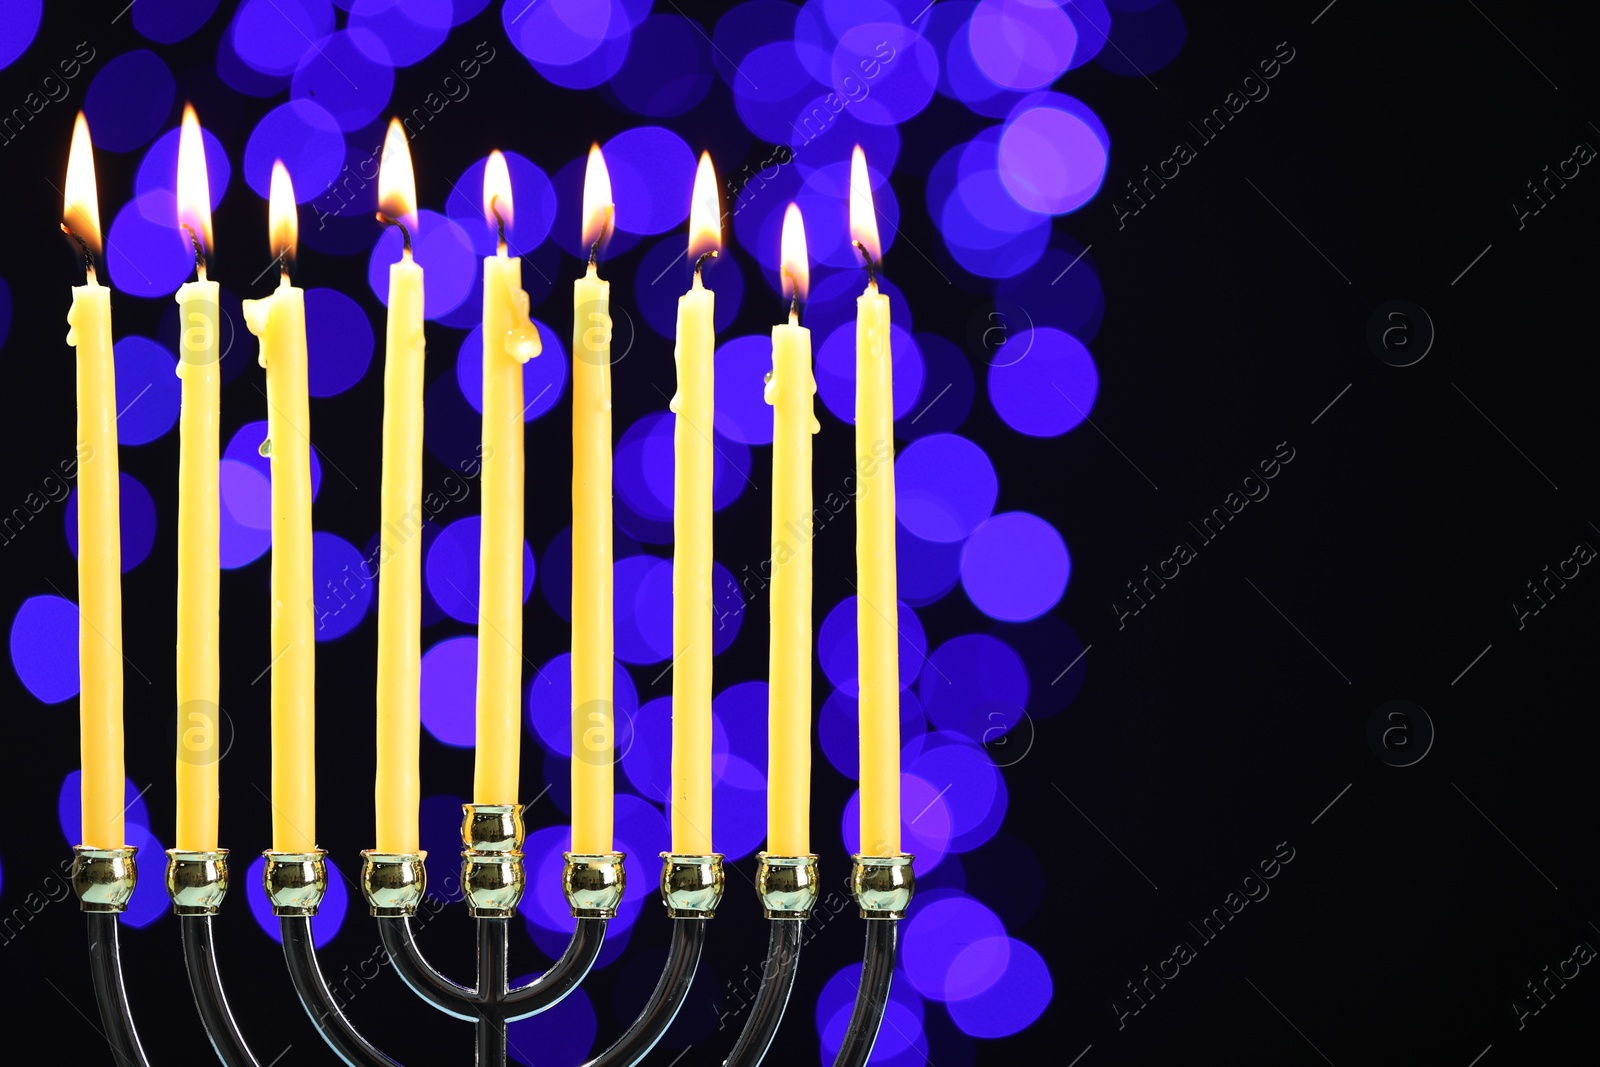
181 223 208 281
276 248 292 285
852 240 878 288
60 223 97 282
588 236 602 272
693 248 718 283
489 196 508 256
376 212 413 257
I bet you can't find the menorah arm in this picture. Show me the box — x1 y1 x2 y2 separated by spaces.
180 915 262 1067
582 918 705 1067
501 916 607 1020
377 915 482 1021
281 916 404 1067
86 912 152 1067
720 920 802 1067
830 920 898 1067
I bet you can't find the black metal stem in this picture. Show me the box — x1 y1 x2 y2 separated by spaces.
831 921 899 1067
476 918 510 1067
500 917 606 1018
180 915 262 1067
584 919 705 1067
722 922 802 1067
86 912 150 1067
281 917 403 1067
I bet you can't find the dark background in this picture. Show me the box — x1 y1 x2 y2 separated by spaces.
1 1 1596 1064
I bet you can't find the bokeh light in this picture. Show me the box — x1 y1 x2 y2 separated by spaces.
909 732 1007 850
946 939 1052 1036
311 530 375 640
918 633 1029 742
999 101 1108 214
456 320 567 422
368 209 477 318
817 596 925 696
1095 0 1187 77
842 772 951 875
0 0 42 70
969 0 1076 90
818 687 925 779
420 635 477 746
818 959 926 1062
710 335 774 444
961 511 1069 621
245 852 348 948
56 772 153 845
305 287 375 396
506 984 595 1066
896 522 963 606
608 16 713 117
64 472 157 572
243 99 345 202
134 0 222 45
112 336 181 445
903 892 1004 1000
349 0 450 67
425 516 535 624
613 554 672 665
14 595 80 703
815 321 923 424
445 151 558 257
85 50 176 153
895 433 997 542
290 29 396 131
636 240 746 340
526 653 639 758
106 192 193 297
987 326 1098 437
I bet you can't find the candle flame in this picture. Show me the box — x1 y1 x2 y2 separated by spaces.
269 160 297 272
848 144 881 269
177 104 212 260
687 151 722 263
378 118 417 234
780 203 809 303
63 111 102 259
483 148 512 241
581 142 613 253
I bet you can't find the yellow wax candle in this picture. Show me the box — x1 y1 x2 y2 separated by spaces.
243 162 316 854
63 113 124 849
670 153 721 855
572 144 615 855
766 203 817 856
474 150 540 806
374 120 425 851
850 147 900 856
174 105 221 852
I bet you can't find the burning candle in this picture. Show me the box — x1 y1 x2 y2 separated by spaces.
62 112 124 850
473 150 540 806
766 203 817 856
243 162 317 854
173 104 222 853
374 119 426 852
670 153 722 855
850 147 900 857
572 144 615 856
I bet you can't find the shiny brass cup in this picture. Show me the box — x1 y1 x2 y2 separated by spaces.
165 849 229 916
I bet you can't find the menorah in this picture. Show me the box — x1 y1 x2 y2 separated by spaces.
69 808 913 1066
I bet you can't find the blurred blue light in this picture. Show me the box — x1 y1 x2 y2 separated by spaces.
218 460 272 568
829 22 938 126
106 193 192 297
605 127 697 236
0 0 42 70
111 336 180 445
425 516 535 625
895 433 997 542
995 240 1105 342
245 853 348 947
420 636 477 746
225 420 324 502
732 41 818 143
85 51 176 153
969 0 1076 90
818 687 925 779
1064 0 1112 67
842 773 950 874
803 270 911 340
987 326 1098 436
446 151 558 257
291 30 395 131
713 1 799 86
549 152 642 261
962 511 1070 621
65 472 157 573
134 0 221 44
614 555 673 665
796 158 899 269
455 320 567 422
368 209 477 318
635 239 747 340
712 680 767 769
419 793 466 901
999 101 1108 214
506 980 595 1066
526 653 639 758
304 287 374 397
788 102 902 185
918 634 1029 742
711 335 773 445
243 100 345 202
818 960 926 1061
909 733 1007 850
1095 0 1187 77
896 521 962 606
818 596 925 697
349 0 450 66
56 773 153 846
218 19 292 97
615 793 670 907
814 320 923 425
609 15 714 116
899 332 973 439
714 752 767 860
947 939 1052 1036
119 823 169 928
232 0 335 76
503 0 611 66
13 596 79 703
311 531 374 640
902 893 1004 1000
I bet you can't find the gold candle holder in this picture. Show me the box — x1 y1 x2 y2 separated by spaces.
659 853 724 918
262 850 328 917
850 854 915 919
461 803 524 918
564 852 626 918
166 848 229 916
360 851 428 917
72 845 138 913
756 853 819 920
